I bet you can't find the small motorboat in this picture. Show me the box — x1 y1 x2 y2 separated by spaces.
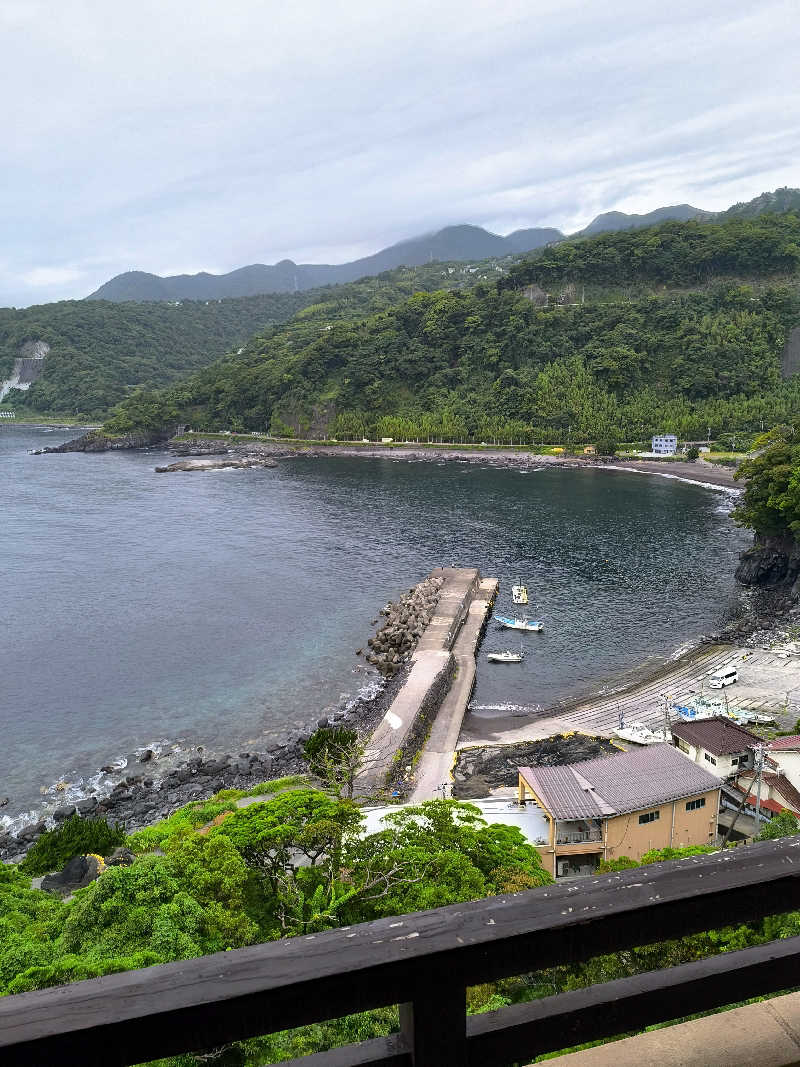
728 709 776 726
614 721 669 745
494 614 543 632
487 649 525 663
512 578 529 605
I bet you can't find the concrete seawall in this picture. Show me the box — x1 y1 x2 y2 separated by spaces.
362 568 497 795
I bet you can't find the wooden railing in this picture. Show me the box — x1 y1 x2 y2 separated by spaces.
3 837 800 1067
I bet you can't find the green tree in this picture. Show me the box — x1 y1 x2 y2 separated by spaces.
19 815 126 876
756 809 799 840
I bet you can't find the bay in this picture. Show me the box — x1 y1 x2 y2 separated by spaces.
0 426 749 824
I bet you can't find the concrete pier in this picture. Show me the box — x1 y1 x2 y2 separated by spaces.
409 575 498 802
362 568 497 794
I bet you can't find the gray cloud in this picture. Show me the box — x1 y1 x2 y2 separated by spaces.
1 0 798 305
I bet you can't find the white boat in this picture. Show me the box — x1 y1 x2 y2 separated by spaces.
511 578 528 605
487 649 525 663
494 614 543 632
728 709 776 726
614 721 669 745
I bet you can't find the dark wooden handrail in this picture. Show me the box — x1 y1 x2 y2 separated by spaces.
3 837 800 1066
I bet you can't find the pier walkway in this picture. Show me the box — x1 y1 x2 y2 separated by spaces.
362 568 496 794
409 576 497 802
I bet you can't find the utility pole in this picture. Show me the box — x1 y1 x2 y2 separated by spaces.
753 743 765 830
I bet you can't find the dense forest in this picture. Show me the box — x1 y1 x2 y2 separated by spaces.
0 263 484 418
733 424 800 537
502 212 800 291
96 211 800 442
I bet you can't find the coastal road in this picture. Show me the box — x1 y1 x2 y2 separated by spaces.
409 578 497 802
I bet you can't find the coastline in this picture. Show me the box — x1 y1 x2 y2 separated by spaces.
2 436 746 861
168 436 741 490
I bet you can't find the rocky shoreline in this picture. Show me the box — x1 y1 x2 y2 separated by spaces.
167 437 740 489
40 428 740 491
0 666 410 864
0 576 443 864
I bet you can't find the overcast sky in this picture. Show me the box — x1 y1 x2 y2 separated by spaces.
2 0 798 307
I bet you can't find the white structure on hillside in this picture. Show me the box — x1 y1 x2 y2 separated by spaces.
652 433 678 455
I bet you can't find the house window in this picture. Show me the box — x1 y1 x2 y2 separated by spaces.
639 810 660 824
686 798 706 811
677 738 690 754
704 752 717 766
731 756 740 766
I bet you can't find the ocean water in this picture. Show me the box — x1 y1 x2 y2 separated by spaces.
0 426 749 824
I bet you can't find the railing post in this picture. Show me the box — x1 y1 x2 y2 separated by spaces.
400 979 467 1065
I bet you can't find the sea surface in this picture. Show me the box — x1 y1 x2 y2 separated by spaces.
1 426 750 826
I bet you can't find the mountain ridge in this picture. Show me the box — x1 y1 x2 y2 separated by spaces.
88 224 563 302
88 187 800 304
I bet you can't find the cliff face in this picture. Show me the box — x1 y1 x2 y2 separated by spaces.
736 533 800 594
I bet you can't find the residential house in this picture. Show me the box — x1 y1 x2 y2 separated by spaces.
733 767 800 820
734 736 800 819
670 716 758 777
517 743 721 878
652 433 678 454
763 735 800 793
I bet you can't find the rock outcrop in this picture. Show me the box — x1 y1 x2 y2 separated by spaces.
735 534 800 594
155 457 277 473
41 853 105 895
452 735 619 799
42 429 172 453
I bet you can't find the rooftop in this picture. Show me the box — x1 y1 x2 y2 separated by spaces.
758 772 800 815
519 743 721 821
767 735 800 751
670 716 760 756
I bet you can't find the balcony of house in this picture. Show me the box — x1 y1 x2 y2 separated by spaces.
5 837 800 1067
555 820 603 845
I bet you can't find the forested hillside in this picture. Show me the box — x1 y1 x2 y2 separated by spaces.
103 212 800 443
502 213 800 291
0 263 484 417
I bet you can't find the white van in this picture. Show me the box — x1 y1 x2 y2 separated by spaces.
709 666 738 688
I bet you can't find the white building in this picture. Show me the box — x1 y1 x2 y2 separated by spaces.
652 433 678 455
670 717 758 778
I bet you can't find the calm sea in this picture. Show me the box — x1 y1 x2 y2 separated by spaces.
1 426 749 825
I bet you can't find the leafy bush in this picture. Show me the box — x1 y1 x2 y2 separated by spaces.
756 809 799 840
19 815 126 876
640 845 717 864
686 445 700 460
594 437 618 456
596 856 639 873
127 798 238 853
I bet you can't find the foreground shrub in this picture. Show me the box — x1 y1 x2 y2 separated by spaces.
19 815 126 876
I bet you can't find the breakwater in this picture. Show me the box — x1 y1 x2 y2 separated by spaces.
362 567 497 794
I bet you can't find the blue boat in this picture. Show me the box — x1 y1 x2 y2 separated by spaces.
494 614 543 632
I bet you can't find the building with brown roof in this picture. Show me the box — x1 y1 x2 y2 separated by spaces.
762 735 800 794
518 744 721 878
735 769 800 819
670 717 759 778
